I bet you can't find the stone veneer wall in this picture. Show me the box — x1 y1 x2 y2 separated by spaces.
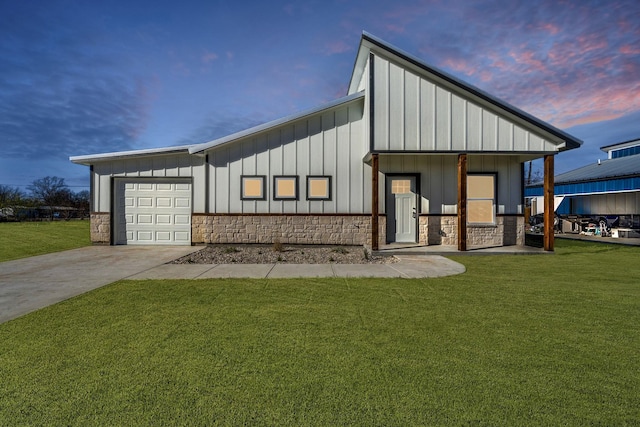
90 212 111 244
418 215 524 247
193 214 387 246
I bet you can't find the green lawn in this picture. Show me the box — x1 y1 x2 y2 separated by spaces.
0 220 90 261
0 239 638 425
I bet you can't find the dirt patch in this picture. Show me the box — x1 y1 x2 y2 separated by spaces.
170 244 397 264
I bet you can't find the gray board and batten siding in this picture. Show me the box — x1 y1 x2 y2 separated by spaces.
90 95 377 216
203 96 373 214
370 53 565 154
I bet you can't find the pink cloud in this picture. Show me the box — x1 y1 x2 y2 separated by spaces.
442 57 478 76
201 51 218 64
508 50 547 73
620 45 640 55
323 40 351 55
385 23 405 34
539 23 560 35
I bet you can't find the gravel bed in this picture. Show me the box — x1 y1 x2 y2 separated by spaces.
169 244 397 264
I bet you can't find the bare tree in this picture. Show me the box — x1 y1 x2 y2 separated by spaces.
73 190 90 217
0 185 25 219
525 161 543 185
27 176 69 219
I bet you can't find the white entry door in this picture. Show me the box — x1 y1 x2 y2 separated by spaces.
387 177 417 243
114 178 192 245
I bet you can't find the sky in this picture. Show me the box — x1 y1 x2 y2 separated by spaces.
1 0 639 192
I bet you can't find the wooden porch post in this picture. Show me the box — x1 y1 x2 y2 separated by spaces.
457 153 467 251
371 153 379 250
544 154 555 251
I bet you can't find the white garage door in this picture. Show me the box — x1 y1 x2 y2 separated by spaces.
114 179 192 245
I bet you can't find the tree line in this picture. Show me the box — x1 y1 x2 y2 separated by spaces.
0 176 89 221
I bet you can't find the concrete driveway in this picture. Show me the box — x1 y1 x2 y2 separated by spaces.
0 245 466 325
0 245 200 324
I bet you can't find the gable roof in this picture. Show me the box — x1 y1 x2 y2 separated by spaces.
349 32 581 152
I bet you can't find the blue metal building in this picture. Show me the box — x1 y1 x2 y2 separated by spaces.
526 137 640 229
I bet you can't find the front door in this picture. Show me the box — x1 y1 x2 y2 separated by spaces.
386 176 417 243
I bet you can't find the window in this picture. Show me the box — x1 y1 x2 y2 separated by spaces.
306 176 331 201
241 176 266 200
273 176 299 200
467 174 496 224
391 179 411 194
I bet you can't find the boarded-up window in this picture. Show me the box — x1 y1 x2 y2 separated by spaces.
467 174 495 224
306 176 331 200
241 176 266 200
273 176 298 200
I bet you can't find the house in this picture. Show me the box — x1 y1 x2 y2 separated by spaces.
526 137 640 230
70 32 581 251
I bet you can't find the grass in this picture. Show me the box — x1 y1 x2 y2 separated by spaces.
0 220 90 262
0 239 639 425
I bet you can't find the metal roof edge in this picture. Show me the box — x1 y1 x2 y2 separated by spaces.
600 136 640 151
189 91 365 154
360 32 582 151
69 145 192 165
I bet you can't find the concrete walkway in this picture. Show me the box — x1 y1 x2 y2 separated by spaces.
128 255 465 280
0 246 465 324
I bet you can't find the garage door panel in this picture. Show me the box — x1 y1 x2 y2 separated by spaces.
114 179 192 245
174 231 190 242
156 197 172 207
175 197 190 208
137 214 153 224
174 214 190 225
156 214 172 224
137 231 154 241
137 197 153 207
156 231 172 242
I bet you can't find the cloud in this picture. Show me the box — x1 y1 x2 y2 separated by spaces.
322 40 351 55
406 0 640 130
201 51 219 64
0 5 151 162
178 114 265 145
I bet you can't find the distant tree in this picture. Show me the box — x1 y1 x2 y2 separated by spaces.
27 176 70 219
525 161 543 185
72 190 90 217
0 185 25 219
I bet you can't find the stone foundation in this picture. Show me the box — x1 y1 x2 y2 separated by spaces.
417 215 524 247
92 212 523 248
90 212 111 244
193 214 387 246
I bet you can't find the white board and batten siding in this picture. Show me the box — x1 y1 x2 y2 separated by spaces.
113 178 192 245
206 98 371 214
371 54 563 154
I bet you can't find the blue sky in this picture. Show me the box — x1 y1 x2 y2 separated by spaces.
1 0 639 191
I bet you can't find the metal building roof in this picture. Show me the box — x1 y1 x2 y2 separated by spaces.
554 153 640 184
600 136 640 151
70 145 191 165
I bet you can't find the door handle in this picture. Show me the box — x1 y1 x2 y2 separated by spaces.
412 207 417 219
